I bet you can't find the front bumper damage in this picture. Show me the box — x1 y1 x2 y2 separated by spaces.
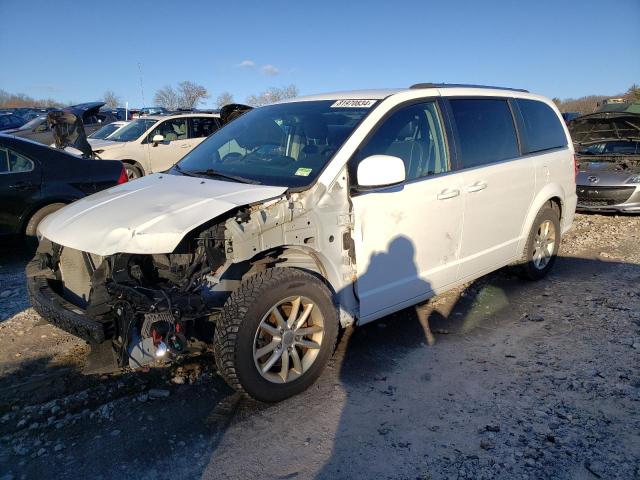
26 231 226 368
27 259 108 343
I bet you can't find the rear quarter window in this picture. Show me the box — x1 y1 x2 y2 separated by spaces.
516 99 567 154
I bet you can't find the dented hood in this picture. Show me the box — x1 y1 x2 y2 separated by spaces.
38 173 287 256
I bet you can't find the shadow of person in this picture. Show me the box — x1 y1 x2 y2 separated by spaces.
313 236 436 477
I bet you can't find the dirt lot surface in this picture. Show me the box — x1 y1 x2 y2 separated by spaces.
0 213 639 480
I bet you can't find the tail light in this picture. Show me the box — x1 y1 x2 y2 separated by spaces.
573 154 579 178
117 165 128 184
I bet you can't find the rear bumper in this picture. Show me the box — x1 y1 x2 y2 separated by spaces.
26 257 107 343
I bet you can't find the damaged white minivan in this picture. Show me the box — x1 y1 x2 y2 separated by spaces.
28 84 577 401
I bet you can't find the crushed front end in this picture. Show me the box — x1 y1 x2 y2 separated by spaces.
27 224 227 368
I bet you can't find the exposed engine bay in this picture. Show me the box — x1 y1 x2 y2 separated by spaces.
32 221 229 368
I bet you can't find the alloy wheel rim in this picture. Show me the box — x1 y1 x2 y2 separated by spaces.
532 220 556 270
253 296 324 384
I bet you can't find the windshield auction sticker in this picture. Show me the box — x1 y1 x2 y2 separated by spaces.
295 167 313 176
331 99 376 108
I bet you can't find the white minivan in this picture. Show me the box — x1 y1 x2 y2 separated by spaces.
29 84 576 401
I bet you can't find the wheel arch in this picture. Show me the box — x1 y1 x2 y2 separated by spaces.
19 198 74 235
518 184 566 256
121 159 145 176
231 245 358 327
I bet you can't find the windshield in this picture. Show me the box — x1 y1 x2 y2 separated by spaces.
88 122 122 139
108 118 156 142
174 100 375 187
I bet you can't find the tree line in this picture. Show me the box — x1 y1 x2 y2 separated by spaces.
0 89 64 109
553 84 640 114
3 83 638 113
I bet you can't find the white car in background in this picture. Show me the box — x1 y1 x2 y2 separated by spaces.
93 113 221 179
87 121 129 149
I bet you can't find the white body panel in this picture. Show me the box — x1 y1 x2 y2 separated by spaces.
457 156 535 278
38 174 286 256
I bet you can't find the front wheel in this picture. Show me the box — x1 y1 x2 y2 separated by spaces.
519 202 561 280
213 268 339 402
124 163 142 180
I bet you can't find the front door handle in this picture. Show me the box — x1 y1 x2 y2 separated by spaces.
180 144 190 148
467 181 488 193
437 188 460 200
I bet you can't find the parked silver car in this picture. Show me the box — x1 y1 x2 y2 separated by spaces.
570 111 640 212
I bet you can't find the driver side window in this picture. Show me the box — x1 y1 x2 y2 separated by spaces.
351 101 449 183
147 118 188 143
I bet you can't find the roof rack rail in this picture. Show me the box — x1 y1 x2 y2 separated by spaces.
410 83 529 93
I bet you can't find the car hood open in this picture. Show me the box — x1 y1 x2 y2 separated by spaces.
568 112 640 144
38 173 287 256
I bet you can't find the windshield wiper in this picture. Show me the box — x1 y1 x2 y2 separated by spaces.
181 167 261 184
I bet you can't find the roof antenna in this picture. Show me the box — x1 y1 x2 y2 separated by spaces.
138 62 146 109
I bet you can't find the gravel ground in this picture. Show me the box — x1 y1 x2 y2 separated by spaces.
0 213 638 480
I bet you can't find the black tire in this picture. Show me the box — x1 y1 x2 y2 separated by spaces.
24 203 66 251
519 202 561 281
214 268 339 402
124 163 142 180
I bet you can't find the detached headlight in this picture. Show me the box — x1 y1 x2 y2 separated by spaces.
626 175 640 184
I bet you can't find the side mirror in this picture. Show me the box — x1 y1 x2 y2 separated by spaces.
356 155 406 188
152 134 164 146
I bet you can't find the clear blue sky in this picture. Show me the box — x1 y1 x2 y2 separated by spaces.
1 0 638 108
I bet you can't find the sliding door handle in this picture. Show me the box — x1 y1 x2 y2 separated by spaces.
467 181 488 193
437 188 460 200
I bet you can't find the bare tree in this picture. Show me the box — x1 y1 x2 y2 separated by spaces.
103 90 121 109
280 84 299 100
216 91 234 108
177 81 209 109
624 84 640 102
245 84 299 107
153 85 180 110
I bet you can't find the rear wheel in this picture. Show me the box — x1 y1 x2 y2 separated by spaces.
519 202 561 280
24 203 65 250
214 268 339 402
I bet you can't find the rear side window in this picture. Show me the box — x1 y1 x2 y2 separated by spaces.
449 99 519 168
516 99 567 154
0 148 34 173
